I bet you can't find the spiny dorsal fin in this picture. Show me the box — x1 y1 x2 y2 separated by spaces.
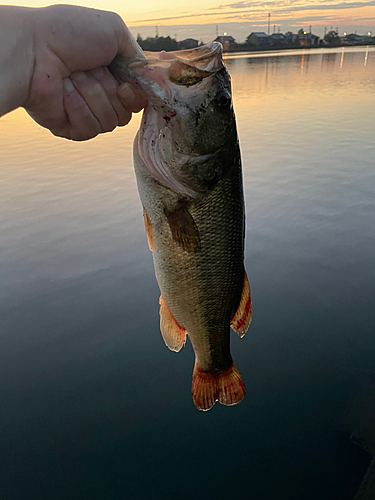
159 296 186 352
164 205 201 253
231 270 252 338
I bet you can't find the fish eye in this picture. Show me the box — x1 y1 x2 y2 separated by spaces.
216 91 231 108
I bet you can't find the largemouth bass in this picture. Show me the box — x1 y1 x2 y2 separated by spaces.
110 42 251 411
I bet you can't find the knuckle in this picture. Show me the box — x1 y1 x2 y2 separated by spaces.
84 80 104 98
105 79 118 95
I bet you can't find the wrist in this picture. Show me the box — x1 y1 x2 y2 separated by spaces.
0 7 35 116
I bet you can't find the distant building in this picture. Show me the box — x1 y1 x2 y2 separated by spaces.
342 33 372 45
270 33 287 46
214 35 236 51
284 31 298 45
296 29 320 46
247 32 272 47
177 38 199 50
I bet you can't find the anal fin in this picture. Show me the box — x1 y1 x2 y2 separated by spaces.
231 270 252 338
159 296 186 352
143 207 154 252
192 363 246 411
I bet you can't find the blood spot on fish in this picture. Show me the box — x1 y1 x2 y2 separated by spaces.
163 111 176 124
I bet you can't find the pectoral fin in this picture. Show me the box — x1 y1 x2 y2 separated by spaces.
164 206 201 253
231 270 252 337
159 296 186 352
143 207 155 252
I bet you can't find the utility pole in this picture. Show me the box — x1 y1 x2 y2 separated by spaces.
273 24 276 34
309 25 312 34
155 25 159 38
268 13 271 35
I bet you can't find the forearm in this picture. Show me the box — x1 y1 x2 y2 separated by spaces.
0 6 35 117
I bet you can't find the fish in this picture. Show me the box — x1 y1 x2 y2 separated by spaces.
109 42 251 411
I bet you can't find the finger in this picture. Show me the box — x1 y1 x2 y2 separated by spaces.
70 71 118 133
89 67 132 127
117 83 147 114
60 77 101 141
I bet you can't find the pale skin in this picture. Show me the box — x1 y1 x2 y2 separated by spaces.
0 4 147 141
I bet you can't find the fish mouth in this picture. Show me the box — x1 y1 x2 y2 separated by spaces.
109 43 225 197
125 43 224 198
141 42 224 86
109 42 224 111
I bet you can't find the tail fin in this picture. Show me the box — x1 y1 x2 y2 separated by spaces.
192 364 246 411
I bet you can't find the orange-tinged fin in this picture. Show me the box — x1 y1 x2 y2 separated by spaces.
164 206 201 253
231 270 252 338
192 364 246 411
143 207 154 252
159 296 186 352
218 365 246 407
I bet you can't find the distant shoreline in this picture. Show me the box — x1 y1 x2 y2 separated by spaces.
222 42 375 54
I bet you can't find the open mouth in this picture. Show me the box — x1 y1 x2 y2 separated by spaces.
127 42 224 101
137 42 224 88
128 43 226 198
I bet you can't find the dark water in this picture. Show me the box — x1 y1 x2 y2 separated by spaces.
1 47 375 499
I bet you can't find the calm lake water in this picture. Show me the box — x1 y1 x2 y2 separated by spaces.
1 46 375 499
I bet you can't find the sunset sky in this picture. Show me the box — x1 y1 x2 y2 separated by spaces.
9 0 375 41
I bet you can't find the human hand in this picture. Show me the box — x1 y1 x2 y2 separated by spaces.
24 5 146 141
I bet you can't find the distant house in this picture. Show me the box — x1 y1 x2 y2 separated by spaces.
342 33 372 45
296 29 320 46
284 31 298 45
270 33 287 46
214 35 236 51
247 32 272 47
177 38 199 50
